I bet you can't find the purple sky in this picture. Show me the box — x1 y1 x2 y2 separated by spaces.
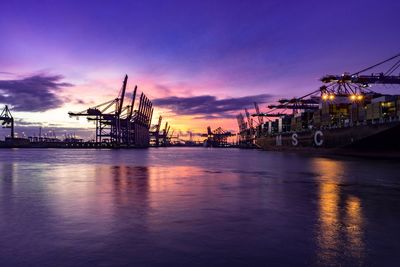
0 0 399 138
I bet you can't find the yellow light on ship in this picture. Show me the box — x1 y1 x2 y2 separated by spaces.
350 95 357 101
322 94 328 101
357 95 363 101
329 94 335 100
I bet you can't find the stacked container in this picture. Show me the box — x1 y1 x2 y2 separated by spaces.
313 110 321 128
397 97 400 117
372 102 382 120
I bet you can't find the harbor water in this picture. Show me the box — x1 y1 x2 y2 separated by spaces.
0 148 400 266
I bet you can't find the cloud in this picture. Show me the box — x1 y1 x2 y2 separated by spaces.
152 94 272 118
75 99 90 105
14 119 43 126
172 130 204 137
0 71 14 75
0 73 73 111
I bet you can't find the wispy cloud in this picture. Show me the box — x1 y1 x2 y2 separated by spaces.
0 73 73 111
0 71 14 76
153 94 272 118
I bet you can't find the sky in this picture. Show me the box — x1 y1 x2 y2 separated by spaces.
0 0 399 140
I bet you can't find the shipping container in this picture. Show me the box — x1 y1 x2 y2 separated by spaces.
358 106 366 121
313 110 321 127
350 104 361 122
371 95 397 104
372 102 382 119
321 113 331 126
366 104 373 120
291 117 296 131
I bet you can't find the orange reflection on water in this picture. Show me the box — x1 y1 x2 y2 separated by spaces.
44 164 152 237
147 165 204 210
314 158 342 265
313 158 365 265
97 165 150 206
44 164 207 236
45 165 104 220
345 195 364 262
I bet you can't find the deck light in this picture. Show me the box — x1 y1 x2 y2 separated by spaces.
350 95 357 101
329 94 335 100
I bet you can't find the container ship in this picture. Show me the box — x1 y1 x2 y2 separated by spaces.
238 53 400 156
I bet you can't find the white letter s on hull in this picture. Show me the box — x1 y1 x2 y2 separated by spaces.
292 133 298 146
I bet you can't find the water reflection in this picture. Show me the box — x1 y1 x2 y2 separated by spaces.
0 163 16 194
0 163 17 218
107 165 150 205
313 158 365 265
345 195 364 262
147 165 205 211
45 165 152 239
1 148 399 266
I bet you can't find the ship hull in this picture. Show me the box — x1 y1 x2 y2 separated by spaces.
255 121 400 157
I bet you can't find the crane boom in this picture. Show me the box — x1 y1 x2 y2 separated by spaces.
267 104 319 110
321 74 400 85
252 113 289 117
156 116 162 133
163 122 168 134
128 85 137 119
118 75 128 115
244 108 253 129
321 53 400 89
253 102 264 124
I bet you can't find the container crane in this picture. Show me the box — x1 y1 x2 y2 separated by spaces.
203 126 233 147
244 108 253 132
253 102 264 125
267 98 320 110
68 75 153 147
152 115 162 146
320 53 400 97
68 75 128 143
236 113 247 132
0 105 14 139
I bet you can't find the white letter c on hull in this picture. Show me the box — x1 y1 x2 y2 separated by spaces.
314 131 323 146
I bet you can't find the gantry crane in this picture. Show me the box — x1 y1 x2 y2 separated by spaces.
253 102 264 125
149 115 163 146
253 53 400 118
203 126 233 147
244 108 254 134
68 75 153 147
163 123 171 145
320 53 400 97
155 121 169 146
236 113 247 133
0 105 14 139
267 98 320 111
246 53 400 134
